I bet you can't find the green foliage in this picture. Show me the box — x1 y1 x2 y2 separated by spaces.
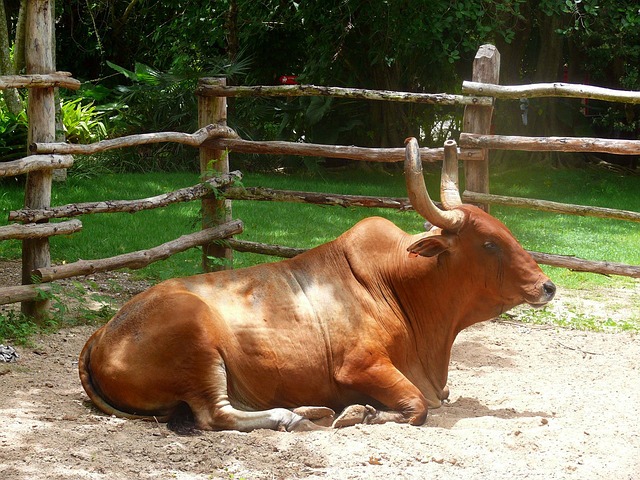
0 282 116 345
47 0 640 174
0 310 38 345
505 305 639 333
0 105 27 162
60 98 108 144
0 96 108 163
78 58 251 172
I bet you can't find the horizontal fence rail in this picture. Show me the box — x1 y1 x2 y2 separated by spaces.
459 133 640 156
9 172 243 223
30 124 239 155
224 186 415 210
0 284 52 306
196 82 493 106
206 137 483 163
462 81 640 103
462 191 640 223
29 126 483 163
0 219 83 240
0 154 74 177
0 72 80 90
0 221 243 305
34 220 244 283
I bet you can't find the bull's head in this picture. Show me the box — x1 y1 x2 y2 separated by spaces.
404 137 556 317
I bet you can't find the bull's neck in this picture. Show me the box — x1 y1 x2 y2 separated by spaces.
383 243 488 400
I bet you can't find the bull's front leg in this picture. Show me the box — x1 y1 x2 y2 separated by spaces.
333 358 428 428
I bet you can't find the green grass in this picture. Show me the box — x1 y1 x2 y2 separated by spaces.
1 163 639 340
1 164 638 291
489 163 640 289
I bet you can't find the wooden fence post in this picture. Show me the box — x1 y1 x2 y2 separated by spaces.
462 44 500 212
21 0 55 319
197 77 233 272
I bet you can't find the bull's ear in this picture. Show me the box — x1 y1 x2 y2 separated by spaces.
407 235 452 258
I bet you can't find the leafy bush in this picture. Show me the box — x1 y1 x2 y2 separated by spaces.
60 98 108 144
90 58 250 172
0 96 109 165
0 105 28 162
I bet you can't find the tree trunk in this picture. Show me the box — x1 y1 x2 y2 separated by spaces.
530 11 576 166
0 0 24 114
50 0 67 182
369 63 416 149
492 2 533 144
13 0 26 74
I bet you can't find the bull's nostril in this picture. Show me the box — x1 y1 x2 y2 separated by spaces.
543 280 556 299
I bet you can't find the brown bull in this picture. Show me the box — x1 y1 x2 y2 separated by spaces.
79 138 555 432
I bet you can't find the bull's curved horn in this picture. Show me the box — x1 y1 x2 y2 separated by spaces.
441 139 463 210
404 137 465 231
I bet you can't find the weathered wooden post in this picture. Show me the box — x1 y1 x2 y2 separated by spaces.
22 0 55 318
197 77 233 271
462 44 500 211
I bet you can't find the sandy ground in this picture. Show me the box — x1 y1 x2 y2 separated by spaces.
1 265 639 480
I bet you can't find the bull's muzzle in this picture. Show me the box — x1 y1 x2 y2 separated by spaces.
529 280 556 307
542 280 556 301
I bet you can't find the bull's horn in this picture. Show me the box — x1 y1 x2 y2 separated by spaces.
404 137 465 231
441 139 463 209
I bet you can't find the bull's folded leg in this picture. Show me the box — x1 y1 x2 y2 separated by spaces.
332 404 418 428
332 404 374 428
292 406 335 427
192 401 327 432
335 359 429 428
440 385 450 403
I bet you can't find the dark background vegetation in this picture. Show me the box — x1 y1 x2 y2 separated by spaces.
1 0 640 173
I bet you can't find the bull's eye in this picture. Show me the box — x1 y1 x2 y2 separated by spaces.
483 241 499 252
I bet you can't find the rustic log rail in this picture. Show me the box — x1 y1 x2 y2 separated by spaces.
223 186 639 223
0 284 52 306
206 137 483 163
462 80 640 103
34 220 244 282
226 239 306 259
459 132 640 156
9 172 243 223
528 252 640 279
223 186 415 210
0 72 80 90
30 124 239 155
462 191 640 223
196 82 493 106
0 219 82 240
29 126 483 163
0 154 73 177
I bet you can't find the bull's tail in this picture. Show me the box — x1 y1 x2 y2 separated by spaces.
77 330 170 423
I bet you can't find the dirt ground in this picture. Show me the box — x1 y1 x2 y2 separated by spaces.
1 263 639 480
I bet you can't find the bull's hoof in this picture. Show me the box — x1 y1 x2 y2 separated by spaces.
292 406 335 427
332 404 376 428
287 417 330 432
440 385 450 401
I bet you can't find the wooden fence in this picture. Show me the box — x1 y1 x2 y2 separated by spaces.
189 45 639 279
2 38 640 321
